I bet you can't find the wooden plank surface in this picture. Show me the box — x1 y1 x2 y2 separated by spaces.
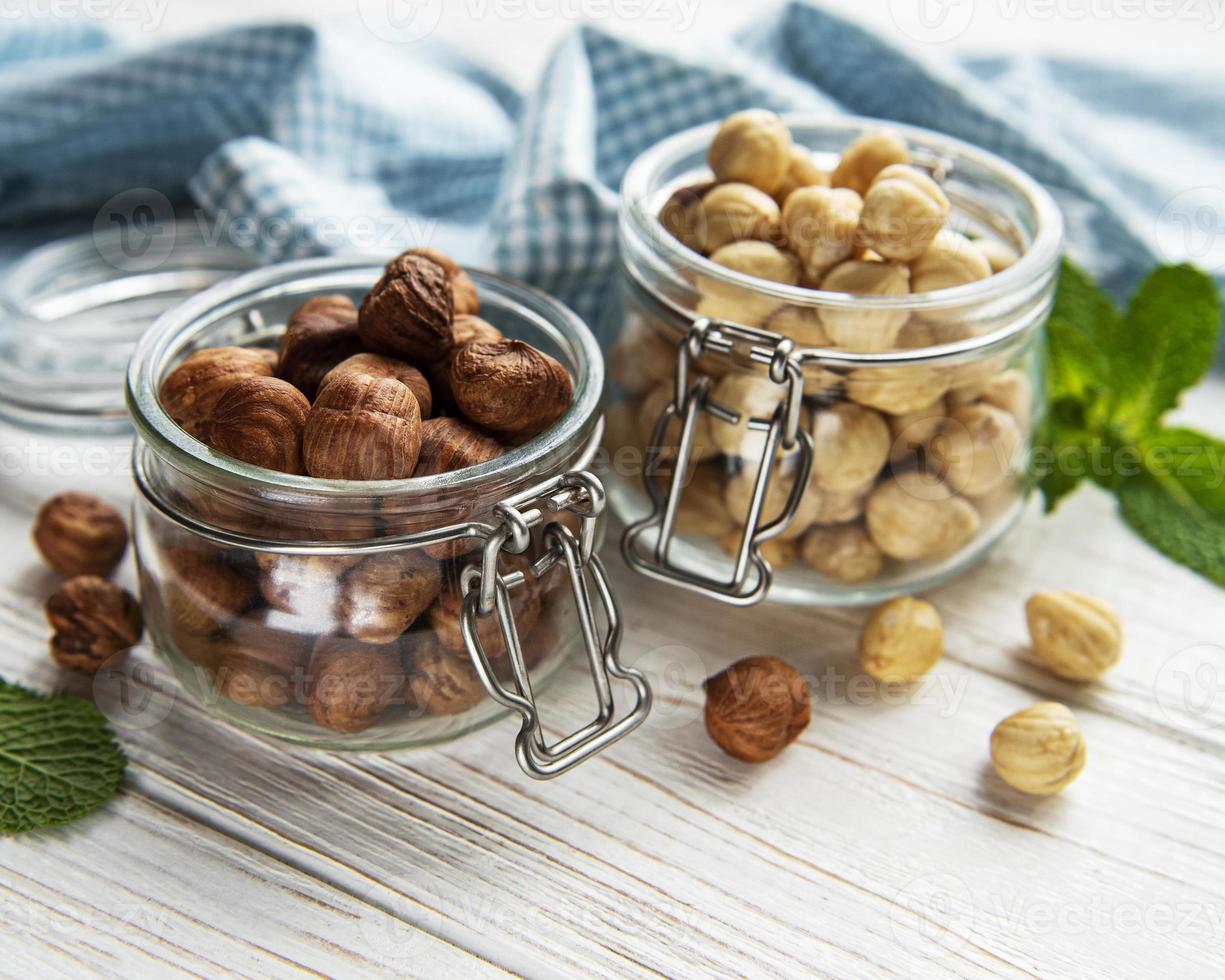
2 383 1224 978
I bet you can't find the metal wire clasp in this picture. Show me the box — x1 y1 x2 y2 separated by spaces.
459 471 652 779
621 318 813 606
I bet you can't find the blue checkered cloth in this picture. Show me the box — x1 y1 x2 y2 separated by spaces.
2 5 1223 334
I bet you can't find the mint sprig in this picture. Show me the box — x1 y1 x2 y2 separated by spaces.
0 677 127 835
1040 259 1225 584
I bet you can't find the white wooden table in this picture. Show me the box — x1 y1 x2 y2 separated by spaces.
3 379 1225 978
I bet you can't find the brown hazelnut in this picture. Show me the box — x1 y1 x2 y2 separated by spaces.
164 547 255 636
429 564 542 660
358 253 454 363
388 248 479 317
704 656 811 763
255 553 361 623
276 295 362 400
210 626 311 709
449 340 573 437
340 552 442 644
414 417 504 477
319 353 433 418
207 376 311 474
402 635 486 715
302 374 422 480
159 346 276 440
306 637 405 734
45 576 142 673
33 492 129 578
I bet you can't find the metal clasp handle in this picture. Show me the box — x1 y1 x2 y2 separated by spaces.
621 318 813 606
460 471 652 779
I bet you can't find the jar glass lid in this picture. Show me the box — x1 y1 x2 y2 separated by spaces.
0 221 259 433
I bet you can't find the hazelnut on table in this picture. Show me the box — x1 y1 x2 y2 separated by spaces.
45 576 143 674
33 492 129 578
990 702 1086 795
1025 590 1122 681
859 596 943 684
704 656 811 763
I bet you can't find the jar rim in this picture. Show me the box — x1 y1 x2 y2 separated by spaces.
126 257 604 501
619 113 1064 319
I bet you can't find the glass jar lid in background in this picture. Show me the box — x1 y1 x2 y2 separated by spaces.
0 221 258 433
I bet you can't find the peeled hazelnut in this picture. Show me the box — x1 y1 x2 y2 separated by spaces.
303 373 422 480
831 129 910 196
403 635 486 716
978 239 1020 273
609 314 676 396
811 402 891 492
781 186 862 278
638 383 718 464
894 317 939 350
859 596 943 683
865 471 980 561
33 492 128 578
164 547 255 636
696 240 799 328
818 259 911 352
661 464 737 539
276 295 364 400
306 637 405 734
707 373 786 460
697 182 782 253
359 253 454 363
801 523 884 584
929 403 1021 497
704 656 811 763
723 452 855 541
160 346 276 440
858 164 950 262
389 247 479 316
319 353 433 418
887 398 947 465
773 145 830 204
208 376 311 474
847 364 951 415
708 109 793 194
450 340 573 437
980 370 1033 428
910 230 992 293
718 530 799 569
765 304 829 347
414 417 503 477
1025 590 1122 681
660 181 716 253
990 702 1086 795
45 576 142 673
340 552 442 644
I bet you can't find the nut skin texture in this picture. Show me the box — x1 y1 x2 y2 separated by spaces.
1025 590 1123 681
319 353 433 419
414 417 504 477
160 346 276 441
276 295 363 400
811 402 891 492
427 315 506 413
403 636 486 716
45 576 142 673
164 547 255 636
449 340 573 437
359 252 454 364
817 259 911 352
208 376 311 475
389 248 479 316
428 561 542 660
773 145 830 204
910 230 992 293
831 129 910 197
697 182 782 254
33 492 128 578
340 552 442 645
801 523 884 584
858 164 950 262
302 373 423 480
865 471 981 561
210 629 311 709
704 656 811 763
990 702 1086 795
859 597 943 683
929 403 1022 498
708 109 793 194
306 637 405 734
638 384 719 465
781 186 863 279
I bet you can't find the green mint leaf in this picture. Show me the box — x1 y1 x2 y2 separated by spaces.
1118 473 1225 588
0 677 126 835
1139 427 1225 515
1045 258 1120 411
1110 264 1222 437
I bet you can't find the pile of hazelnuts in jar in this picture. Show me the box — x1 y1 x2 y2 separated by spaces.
146 249 575 736
609 109 1031 586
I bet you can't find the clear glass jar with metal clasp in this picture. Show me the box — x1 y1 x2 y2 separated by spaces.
604 116 1063 606
127 258 650 777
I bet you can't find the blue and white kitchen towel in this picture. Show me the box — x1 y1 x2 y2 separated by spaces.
2 3 1223 335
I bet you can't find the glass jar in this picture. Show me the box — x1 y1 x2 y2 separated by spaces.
127 258 650 777
605 116 1063 606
